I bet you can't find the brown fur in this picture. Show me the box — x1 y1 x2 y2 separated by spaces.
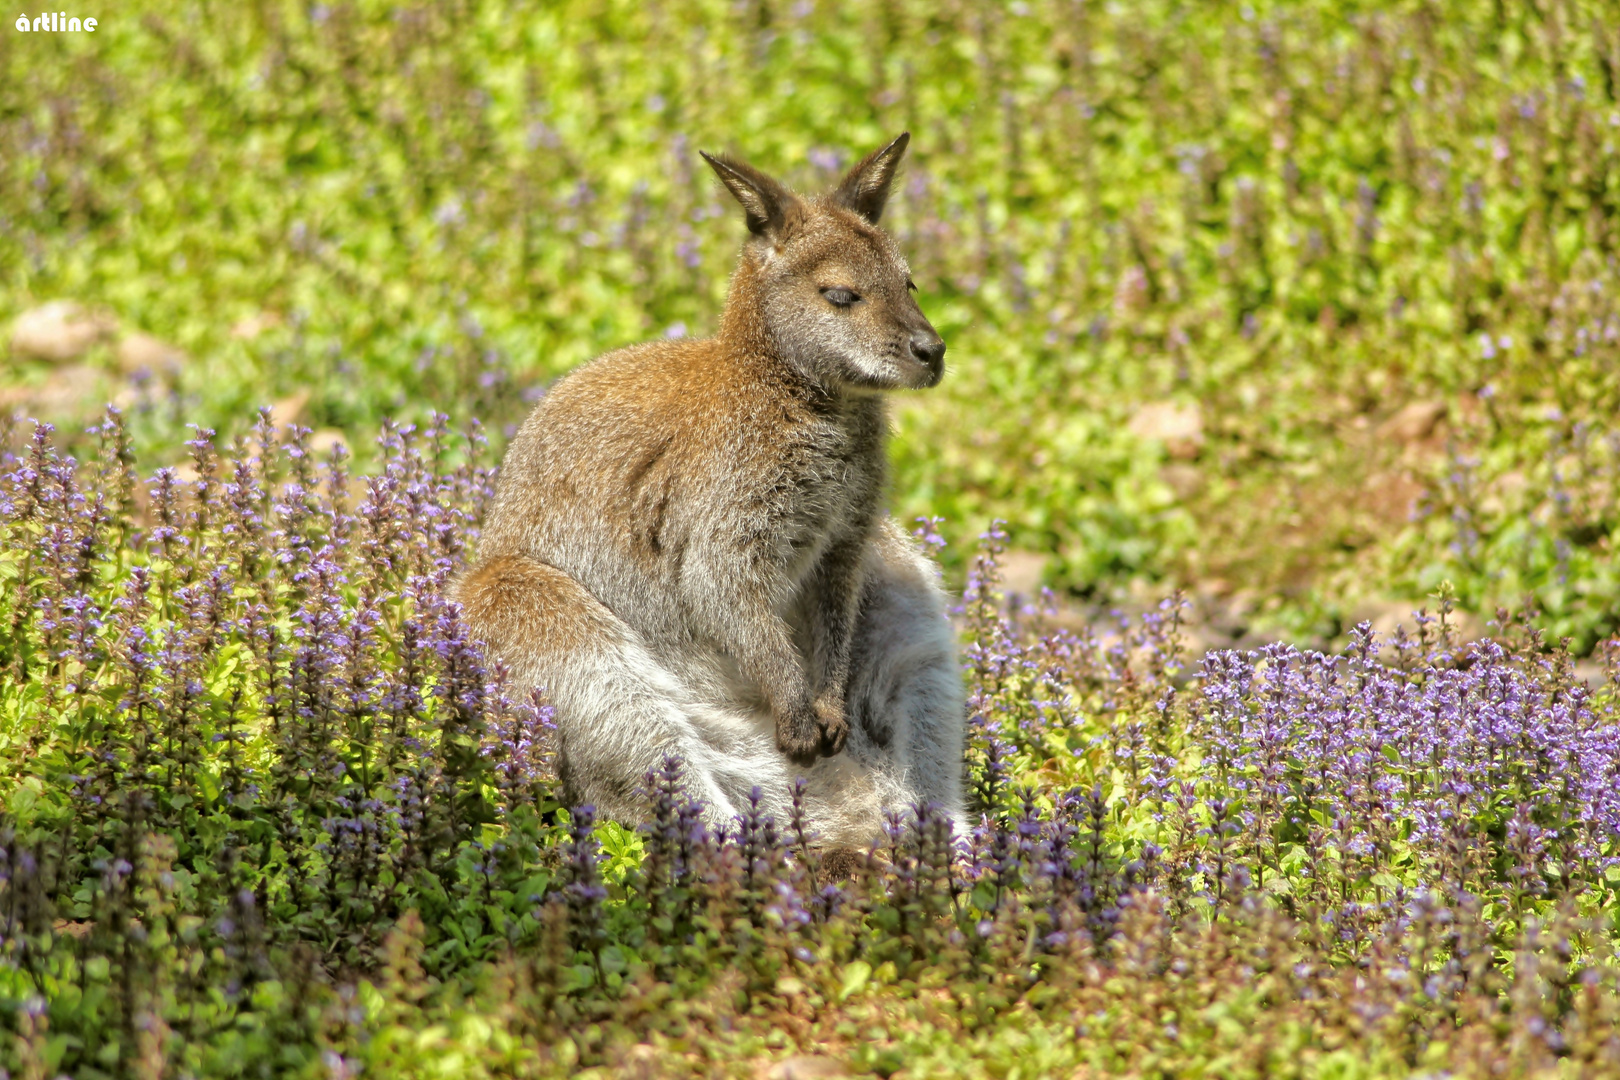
457 135 964 838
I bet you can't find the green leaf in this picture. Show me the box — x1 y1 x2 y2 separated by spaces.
839 961 871 1002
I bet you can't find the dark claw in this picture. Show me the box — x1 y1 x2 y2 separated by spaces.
821 721 849 757
786 746 822 769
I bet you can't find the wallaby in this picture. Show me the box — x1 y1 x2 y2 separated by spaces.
456 133 965 845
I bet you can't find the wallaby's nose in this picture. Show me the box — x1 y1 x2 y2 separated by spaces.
909 331 946 371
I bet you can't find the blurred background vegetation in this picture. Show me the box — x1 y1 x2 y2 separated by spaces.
5 0 1620 649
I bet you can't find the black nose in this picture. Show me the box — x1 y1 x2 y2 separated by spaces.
909 331 946 369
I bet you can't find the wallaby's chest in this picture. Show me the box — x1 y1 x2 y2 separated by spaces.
777 398 885 523
737 401 884 598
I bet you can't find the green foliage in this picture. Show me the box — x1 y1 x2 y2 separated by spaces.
4 0 1620 1075
7 0 1620 634
1 421 1617 1077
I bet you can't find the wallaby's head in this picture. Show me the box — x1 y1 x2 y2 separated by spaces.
701 133 946 392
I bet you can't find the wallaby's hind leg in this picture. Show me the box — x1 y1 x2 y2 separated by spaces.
843 521 967 831
455 554 750 825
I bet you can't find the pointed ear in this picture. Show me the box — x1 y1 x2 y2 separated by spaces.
700 150 795 237
830 132 910 224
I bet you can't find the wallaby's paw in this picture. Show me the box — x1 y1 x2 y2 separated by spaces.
776 704 823 767
814 693 849 756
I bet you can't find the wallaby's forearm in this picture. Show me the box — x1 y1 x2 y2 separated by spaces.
805 538 867 754
690 571 822 761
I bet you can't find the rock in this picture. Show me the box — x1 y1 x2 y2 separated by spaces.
1450 608 1486 641
618 1043 665 1080
115 331 186 376
1128 401 1204 460
1454 390 1485 425
111 383 144 412
1377 400 1447 444
230 311 282 340
766 1057 849 1080
1352 597 1424 638
1358 470 1426 526
1205 587 1260 640
308 429 349 457
171 462 201 487
1347 596 1484 644
0 364 111 424
1574 657 1609 688
267 389 310 428
1112 264 1150 316
998 549 1048 600
1478 470 1528 517
9 301 116 363
1161 462 1203 500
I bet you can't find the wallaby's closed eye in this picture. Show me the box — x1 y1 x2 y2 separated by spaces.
456 134 966 842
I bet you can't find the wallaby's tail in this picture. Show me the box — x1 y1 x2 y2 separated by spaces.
455 553 753 824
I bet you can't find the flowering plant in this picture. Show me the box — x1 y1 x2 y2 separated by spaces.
0 409 1616 1077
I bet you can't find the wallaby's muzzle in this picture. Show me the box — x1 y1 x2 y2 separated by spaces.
909 329 946 386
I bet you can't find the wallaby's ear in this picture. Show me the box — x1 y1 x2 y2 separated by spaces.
700 150 795 238
830 132 910 224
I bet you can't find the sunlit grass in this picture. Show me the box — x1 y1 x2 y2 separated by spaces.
6 0 1620 641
